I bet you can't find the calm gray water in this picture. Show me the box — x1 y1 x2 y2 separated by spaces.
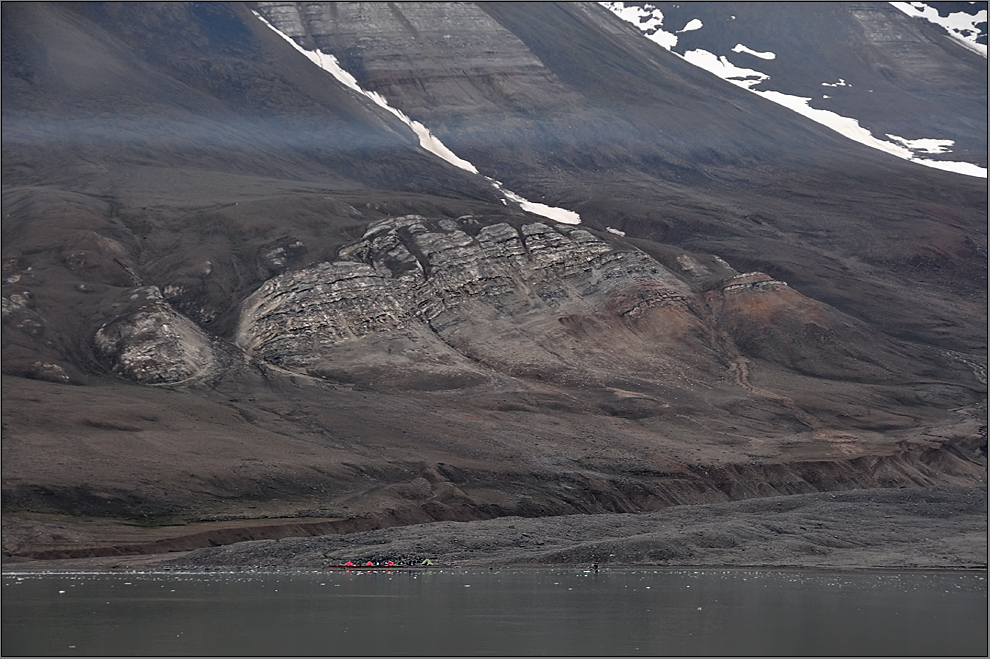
2 568 986 656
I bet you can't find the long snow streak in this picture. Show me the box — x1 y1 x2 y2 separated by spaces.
496 185 582 224
600 2 987 179
254 12 581 225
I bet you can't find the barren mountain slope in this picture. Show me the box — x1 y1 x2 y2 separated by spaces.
607 1 987 168
2 2 986 560
257 1 987 348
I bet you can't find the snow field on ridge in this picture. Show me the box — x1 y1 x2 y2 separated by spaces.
600 1 988 179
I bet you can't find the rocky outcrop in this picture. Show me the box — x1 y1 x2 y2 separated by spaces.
95 286 223 385
237 215 735 391
706 271 934 382
237 214 963 395
253 0 988 360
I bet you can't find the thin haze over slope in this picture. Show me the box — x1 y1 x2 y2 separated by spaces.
254 11 582 225
601 1 988 178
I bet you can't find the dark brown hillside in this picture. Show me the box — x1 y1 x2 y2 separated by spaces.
2 2 986 561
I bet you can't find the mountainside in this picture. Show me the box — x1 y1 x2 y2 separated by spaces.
2 1 986 560
602 1 987 172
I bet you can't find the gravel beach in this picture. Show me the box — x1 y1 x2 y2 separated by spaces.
5 485 985 574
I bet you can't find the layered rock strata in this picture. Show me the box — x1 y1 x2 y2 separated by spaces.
236 213 958 396
253 1 582 122
237 215 731 391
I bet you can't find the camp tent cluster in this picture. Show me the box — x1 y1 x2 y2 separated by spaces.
326 559 434 568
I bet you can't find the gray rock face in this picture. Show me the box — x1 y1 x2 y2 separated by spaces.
254 1 580 121
236 214 966 395
95 286 220 385
237 215 730 391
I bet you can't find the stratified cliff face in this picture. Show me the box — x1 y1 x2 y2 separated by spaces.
252 2 581 123
237 216 731 392
229 208 984 448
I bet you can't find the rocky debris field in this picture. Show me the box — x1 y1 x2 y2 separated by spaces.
7 486 984 573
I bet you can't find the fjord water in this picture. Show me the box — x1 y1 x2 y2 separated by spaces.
3 569 986 656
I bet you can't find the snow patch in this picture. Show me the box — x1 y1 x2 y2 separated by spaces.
731 43 776 60
681 49 769 89
606 226 626 236
754 90 911 157
254 14 478 174
886 134 954 155
906 159 988 177
679 18 703 32
822 79 849 87
753 91 986 176
497 185 581 225
601 2 677 49
890 2 988 56
254 11 583 224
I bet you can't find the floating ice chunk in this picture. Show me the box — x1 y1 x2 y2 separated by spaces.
821 79 849 87
731 43 776 60
679 18 703 32
890 2 988 56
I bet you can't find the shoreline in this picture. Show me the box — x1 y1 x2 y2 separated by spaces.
4 485 985 575
4 562 987 576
